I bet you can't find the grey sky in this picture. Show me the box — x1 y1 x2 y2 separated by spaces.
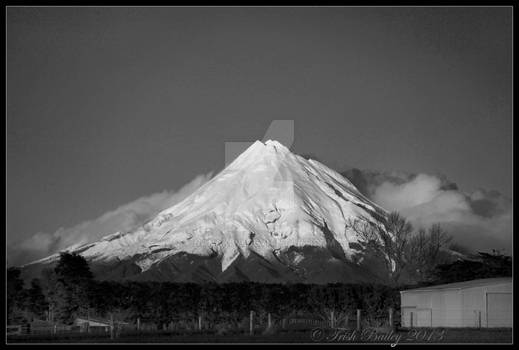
7 7 512 248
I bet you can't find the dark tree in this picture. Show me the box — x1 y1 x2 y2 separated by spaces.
49 252 94 324
54 252 93 282
431 250 512 284
22 279 49 319
7 267 25 323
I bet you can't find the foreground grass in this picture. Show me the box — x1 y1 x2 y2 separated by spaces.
7 328 512 344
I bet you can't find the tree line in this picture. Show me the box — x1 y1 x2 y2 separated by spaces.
8 252 400 327
8 250 510 327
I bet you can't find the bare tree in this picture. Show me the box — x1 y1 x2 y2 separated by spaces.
347 212 453 284
346 212 413 285
405 228 428 282
406 224 452 282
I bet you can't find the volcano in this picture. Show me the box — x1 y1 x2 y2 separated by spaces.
23 140 390 283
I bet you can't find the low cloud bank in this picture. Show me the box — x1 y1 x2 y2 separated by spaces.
343 169 512 254
8 173 212 266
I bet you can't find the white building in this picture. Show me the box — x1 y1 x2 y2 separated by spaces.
74 317 111 332
74 317 129 332
400 278 512 328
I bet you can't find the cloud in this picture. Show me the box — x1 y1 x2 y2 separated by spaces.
8 173 213 266
343 169 512 254
373 174 449 211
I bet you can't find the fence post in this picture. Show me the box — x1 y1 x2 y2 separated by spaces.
389 307 394 330
356 309 361 331
410 312 413 328
330 310 335 328
110 313 114 340
53 324 57 335
198 315 202 331
249 311 254 336
478 311 482 328
268 313 272 329
137 317 140 331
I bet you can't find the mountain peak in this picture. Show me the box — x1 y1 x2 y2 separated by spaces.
264 139 289 150
24 141 389 283
226 139 292 171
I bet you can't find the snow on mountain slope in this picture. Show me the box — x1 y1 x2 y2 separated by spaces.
25 140 389 281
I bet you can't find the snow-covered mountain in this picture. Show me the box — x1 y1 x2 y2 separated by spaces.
22 140 390 283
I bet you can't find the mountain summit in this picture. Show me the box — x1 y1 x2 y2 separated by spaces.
24 140 389 283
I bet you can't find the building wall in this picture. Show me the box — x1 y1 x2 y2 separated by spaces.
402 282 512 328
484 283 512 328
401 290 463 327
432 289 462 327
461 283 512 328
461 287 485 327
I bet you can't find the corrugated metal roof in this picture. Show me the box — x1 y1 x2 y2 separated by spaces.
76 317 110 325
400 277 512 293
76 317 129 325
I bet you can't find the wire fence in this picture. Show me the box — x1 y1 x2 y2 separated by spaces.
7 307 400 341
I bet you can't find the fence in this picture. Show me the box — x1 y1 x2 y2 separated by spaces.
7 308 398 340
6 325 22 336
283 308 397 331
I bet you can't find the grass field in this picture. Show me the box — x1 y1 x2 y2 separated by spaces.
7 327 512 344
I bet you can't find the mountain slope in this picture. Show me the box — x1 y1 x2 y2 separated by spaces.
23 140 389 283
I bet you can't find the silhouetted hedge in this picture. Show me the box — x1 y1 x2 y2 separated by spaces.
88 281 400 325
